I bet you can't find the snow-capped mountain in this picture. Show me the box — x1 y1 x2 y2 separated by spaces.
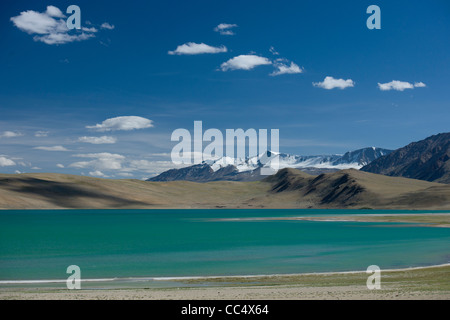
148 147 392 182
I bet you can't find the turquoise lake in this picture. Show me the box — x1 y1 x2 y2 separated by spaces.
0 209 449 286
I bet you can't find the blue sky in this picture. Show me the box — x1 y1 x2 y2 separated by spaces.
0 0 449 178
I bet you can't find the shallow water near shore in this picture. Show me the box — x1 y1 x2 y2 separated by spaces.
0 209 449 288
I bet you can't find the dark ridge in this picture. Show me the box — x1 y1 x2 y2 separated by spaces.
361 132 450 184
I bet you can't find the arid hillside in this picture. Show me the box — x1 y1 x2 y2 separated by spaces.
0 169 449 210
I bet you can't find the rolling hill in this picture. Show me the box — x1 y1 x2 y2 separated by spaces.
0 169 449 210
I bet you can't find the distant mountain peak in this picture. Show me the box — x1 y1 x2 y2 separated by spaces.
148 147 392 182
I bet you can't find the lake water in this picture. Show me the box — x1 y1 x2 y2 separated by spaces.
0 209 449 287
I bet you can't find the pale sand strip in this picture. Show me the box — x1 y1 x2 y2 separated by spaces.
211 213 450 227
1 264 449 300
2 263 449 284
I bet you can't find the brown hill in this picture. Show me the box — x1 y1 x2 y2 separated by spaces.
0 170 449 210
263 168 450 209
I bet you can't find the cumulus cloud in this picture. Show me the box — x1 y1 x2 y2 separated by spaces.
34 145 69 151
214 23 238 35
56 164 65 168
100 22 115 30
414 82 426 88
0 156 16 167
313 76 355 90
0 131 23 138
11 9 62 34
10 6 112 45
220 55 272 71
270 60 303 76
377 80 427 91
86 116 153 132
70 153 125 171
34 31 95 45
378 80 412 91
67 152 190 177
45 5 65 18
81 27 98 33
78 136 117 144
89 170 109 177
168 42 227 55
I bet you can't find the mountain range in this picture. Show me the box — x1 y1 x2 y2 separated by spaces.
361 132 450 184
1 132 449 210
148 147 392 182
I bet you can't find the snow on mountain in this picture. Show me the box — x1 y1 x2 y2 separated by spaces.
204 147 391 172
148 147 393 182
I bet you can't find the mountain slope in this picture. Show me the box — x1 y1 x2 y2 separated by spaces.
361 133 450 184
263 168 450 208
149 147 392 182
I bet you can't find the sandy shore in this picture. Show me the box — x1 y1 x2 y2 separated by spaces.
1 264 449 300
213 213 450 228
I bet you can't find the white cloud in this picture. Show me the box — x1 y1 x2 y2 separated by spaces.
214 23 238 35
11 9 61 34
70 153 125 171
89 170 109 178
86 116 153 132
73 153 125 159
414 82 426 88
66 152 189 177
220 55 272 71
34 131 49 137
271 61 303 76
377 80 426 91
35 32 95 45
81 27 98 33
378 80 413 91
10 6 100 45
168 42 227 55
34 145 69 151
269 46 279 55
0 156 16 167
0 131 23 138
117 172 133 177
78 136 117 144
100 22 115 30
127 160 189 175
313 76 354 90
56 164 65 168
45 5 65 18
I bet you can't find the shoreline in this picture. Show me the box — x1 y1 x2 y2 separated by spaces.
1 264 449 300
212 212 450 228
1 263 449 285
